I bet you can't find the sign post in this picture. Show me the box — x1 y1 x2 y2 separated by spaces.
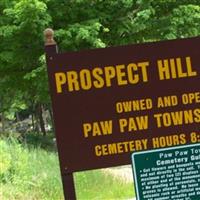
44 28 200 199
44 28 76 200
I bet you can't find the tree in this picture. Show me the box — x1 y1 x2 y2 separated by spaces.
0 0 51 135
0 0 200 135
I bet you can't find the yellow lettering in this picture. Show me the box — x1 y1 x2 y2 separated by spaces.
80 69 92 90
67 71 80 91
83 123 92 138
104 66 116 87
116 65 128 85
55 73 67 93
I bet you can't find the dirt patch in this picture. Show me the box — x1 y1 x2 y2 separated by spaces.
102 165 134 184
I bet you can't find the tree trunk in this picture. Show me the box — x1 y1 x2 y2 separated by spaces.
48 107 55 133
0 96 5 133
35 113 40 134
1 112 5 133
37 103 46 136
31 113 35 132
16 112 20 122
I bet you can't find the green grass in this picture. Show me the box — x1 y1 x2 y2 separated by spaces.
75 170 135 200
0 136 135 200
0 137 64 200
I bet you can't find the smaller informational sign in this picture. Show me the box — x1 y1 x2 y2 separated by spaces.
132 144 200 200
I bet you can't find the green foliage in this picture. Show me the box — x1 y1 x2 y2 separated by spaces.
1 0 200 122
0 0 51 120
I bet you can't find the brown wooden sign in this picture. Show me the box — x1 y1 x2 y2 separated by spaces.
45 36 200 183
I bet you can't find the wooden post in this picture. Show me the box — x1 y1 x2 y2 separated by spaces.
44 28 77 200
44 28 58 56
44 28 56 46
62 170 77 200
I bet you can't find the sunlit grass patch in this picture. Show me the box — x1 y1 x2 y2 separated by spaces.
1 137 135 200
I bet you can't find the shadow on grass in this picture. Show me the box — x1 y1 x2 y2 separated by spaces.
1 132 57 152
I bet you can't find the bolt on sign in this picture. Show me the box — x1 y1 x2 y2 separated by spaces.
132 143 200 200
45 32 200 199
